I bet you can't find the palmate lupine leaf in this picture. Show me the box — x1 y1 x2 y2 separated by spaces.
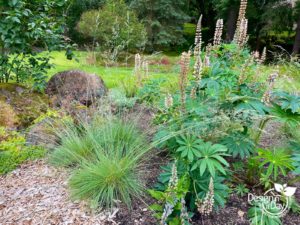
176 134 203 162
270 104 300 127
273 91 300 113
292 153 300 175
221 132 255 159
190 142 229 177
255 148 294 181
248 199 282 225
235 98 268 115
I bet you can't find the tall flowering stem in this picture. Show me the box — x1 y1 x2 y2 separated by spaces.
161 162 179 225
193 54 203 82
194 15 203 57
196 177 215 216
164 93 173 109
259 47 267 64
236 18 248 47
234 0 248 45
234 0 248 36
179 51 191 111
193 15 203 82
135 53 142 86
213 19 224 46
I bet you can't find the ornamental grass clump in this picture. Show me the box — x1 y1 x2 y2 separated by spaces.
49 116 150 209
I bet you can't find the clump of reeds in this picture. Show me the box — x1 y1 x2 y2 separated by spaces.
179 51 191 111
213 19 224 46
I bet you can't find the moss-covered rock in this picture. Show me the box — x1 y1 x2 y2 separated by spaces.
0 83 49 128
0 100 19 128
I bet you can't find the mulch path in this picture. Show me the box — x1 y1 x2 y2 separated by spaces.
0 160 119 225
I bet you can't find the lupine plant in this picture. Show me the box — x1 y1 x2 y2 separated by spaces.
149 0 300 223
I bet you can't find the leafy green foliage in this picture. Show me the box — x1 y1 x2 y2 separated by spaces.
138 78 165 104
149 175 192 224
0 127 45 174
248 199 282 225
221 132 255 159
155 161 229 209
0 0 72 89
273 91 300 113
77 0 146 61
255 148 294 181
270 104 300 127
292 152 300 175
234 184 249 197
129 0 190 50
190 142 229 177
108 89 137 111
65 0 105 44
176 134 203 162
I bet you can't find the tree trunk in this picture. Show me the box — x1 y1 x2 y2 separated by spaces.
226 7 238 42
292 16 300 55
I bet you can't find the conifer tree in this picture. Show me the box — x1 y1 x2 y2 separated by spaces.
129 0 190 51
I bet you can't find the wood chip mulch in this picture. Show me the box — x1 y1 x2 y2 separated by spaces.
0 160 119 225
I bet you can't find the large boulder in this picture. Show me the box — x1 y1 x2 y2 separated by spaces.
46 70 107 107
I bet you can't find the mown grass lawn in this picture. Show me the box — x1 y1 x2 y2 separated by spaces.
47 51 180 89
47 51 300 92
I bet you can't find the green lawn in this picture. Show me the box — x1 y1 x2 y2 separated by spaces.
48 51 179 89
47 51 299 92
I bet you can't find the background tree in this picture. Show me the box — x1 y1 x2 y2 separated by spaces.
77 0 146 62
66 0 105 45
293 0 300 55
0 0 72 89
129 0 190 51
